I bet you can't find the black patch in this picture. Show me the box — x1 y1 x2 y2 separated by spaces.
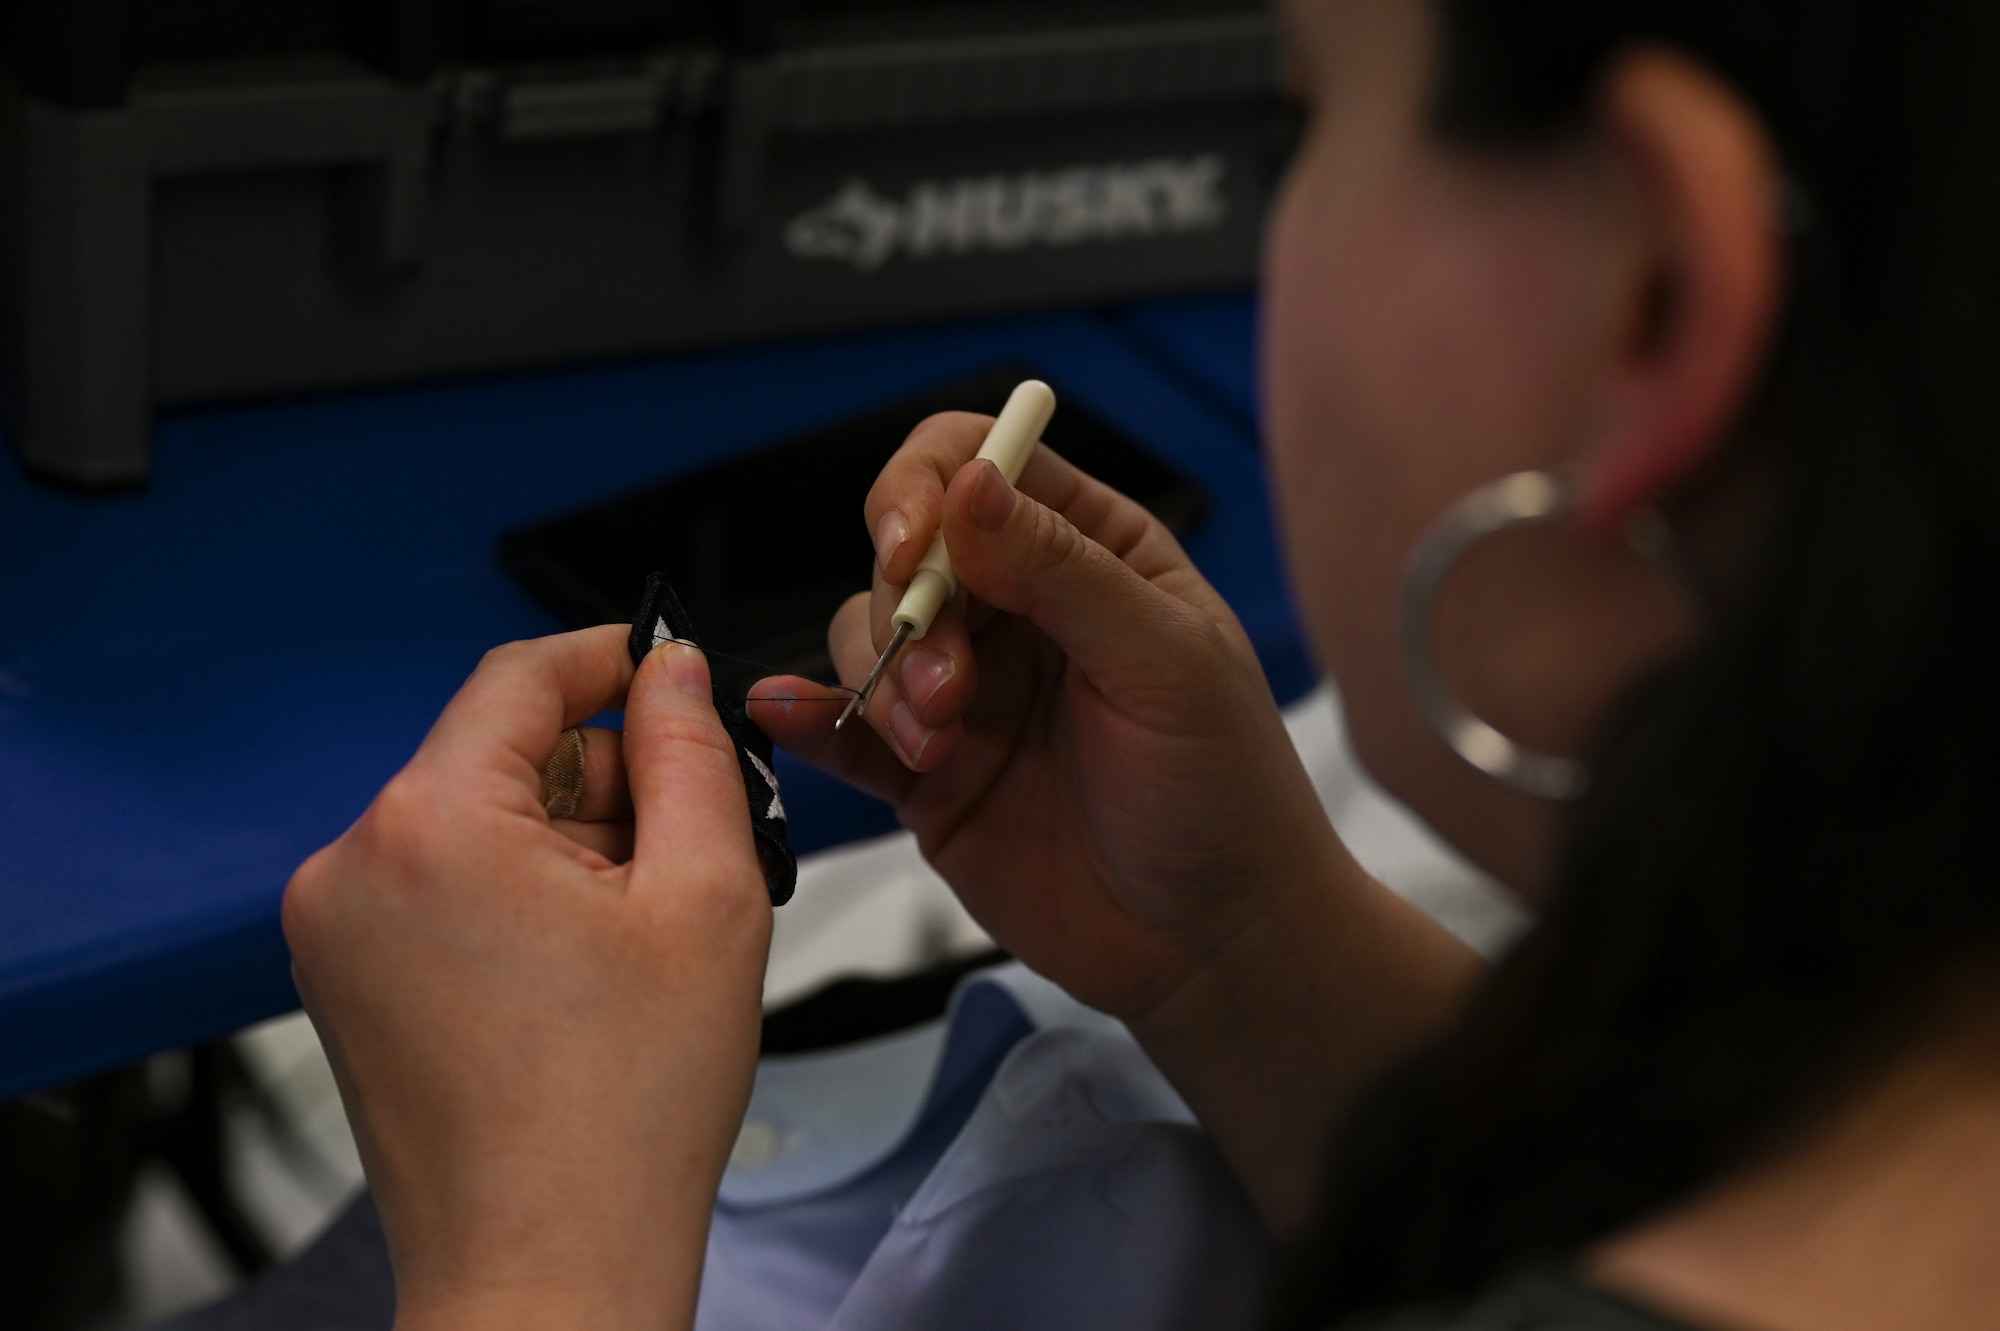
629 573 797 906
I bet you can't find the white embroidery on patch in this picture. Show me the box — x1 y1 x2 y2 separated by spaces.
646 615 786 827
745 750 785 822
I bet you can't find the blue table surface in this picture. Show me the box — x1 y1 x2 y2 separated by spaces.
1109 290 1263 438
0 292 1306 1100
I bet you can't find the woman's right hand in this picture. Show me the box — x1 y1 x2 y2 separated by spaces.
754 410 1364 1028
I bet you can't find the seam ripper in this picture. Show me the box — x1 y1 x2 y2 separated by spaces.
835 378 1058 731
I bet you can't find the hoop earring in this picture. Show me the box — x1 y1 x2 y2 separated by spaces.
1398 471 1688 802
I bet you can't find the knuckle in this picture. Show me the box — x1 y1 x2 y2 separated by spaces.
1025 503 1084 572
873 413 990 512
477 638 537 673
470 638 554 694
280 850 333 944
641 708 744 775
831 592 872 643
834 590 871 623
368 772 426 835
355 772 444 870
906 410 991 457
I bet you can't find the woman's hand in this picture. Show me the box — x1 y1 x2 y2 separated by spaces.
753 415 1479 1234
283 626 770 1331
755 412 1349 1024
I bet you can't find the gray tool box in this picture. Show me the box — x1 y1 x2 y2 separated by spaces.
0 0 1289 486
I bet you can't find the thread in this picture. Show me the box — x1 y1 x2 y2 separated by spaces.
656 638 860 705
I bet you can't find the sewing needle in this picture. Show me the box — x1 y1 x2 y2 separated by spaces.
833 379 1058 731
835 622 909 730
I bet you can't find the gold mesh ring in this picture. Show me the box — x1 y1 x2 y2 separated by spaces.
539 727 587 820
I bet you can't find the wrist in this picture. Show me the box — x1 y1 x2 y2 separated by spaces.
1124 839 1482 1236
385 1180 717 1331
1125 855 1357 1077
1123 819 1364 1055
395 1273 694 1331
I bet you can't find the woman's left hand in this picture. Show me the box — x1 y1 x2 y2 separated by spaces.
283 626 771 1331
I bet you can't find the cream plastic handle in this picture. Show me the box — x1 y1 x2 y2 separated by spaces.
891 379 1057 639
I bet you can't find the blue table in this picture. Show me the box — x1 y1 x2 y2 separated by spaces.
0 294 1307 1100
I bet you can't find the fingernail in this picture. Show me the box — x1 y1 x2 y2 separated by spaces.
874 510 910 571
899 647 955 715
970 460 1015 532
656 640 710 698
889 700 934 768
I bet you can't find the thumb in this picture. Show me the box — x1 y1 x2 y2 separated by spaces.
941 459 1211 690
623 641 759 892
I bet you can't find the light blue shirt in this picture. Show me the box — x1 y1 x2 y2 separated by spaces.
695 963 1276 1331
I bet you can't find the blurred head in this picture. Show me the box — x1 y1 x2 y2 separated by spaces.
1260 0 2000 1318
1262 0 1778 892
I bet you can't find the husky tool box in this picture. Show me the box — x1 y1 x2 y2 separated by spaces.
0 0 1287 485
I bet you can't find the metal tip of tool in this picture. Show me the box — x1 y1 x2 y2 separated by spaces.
834 621 912 731
833 693 865 731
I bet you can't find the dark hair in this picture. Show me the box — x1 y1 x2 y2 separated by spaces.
1275 0 2000 1322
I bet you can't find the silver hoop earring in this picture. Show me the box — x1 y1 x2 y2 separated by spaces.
1398 471 1687 802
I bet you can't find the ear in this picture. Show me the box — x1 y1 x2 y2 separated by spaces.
1581 48 1785 532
